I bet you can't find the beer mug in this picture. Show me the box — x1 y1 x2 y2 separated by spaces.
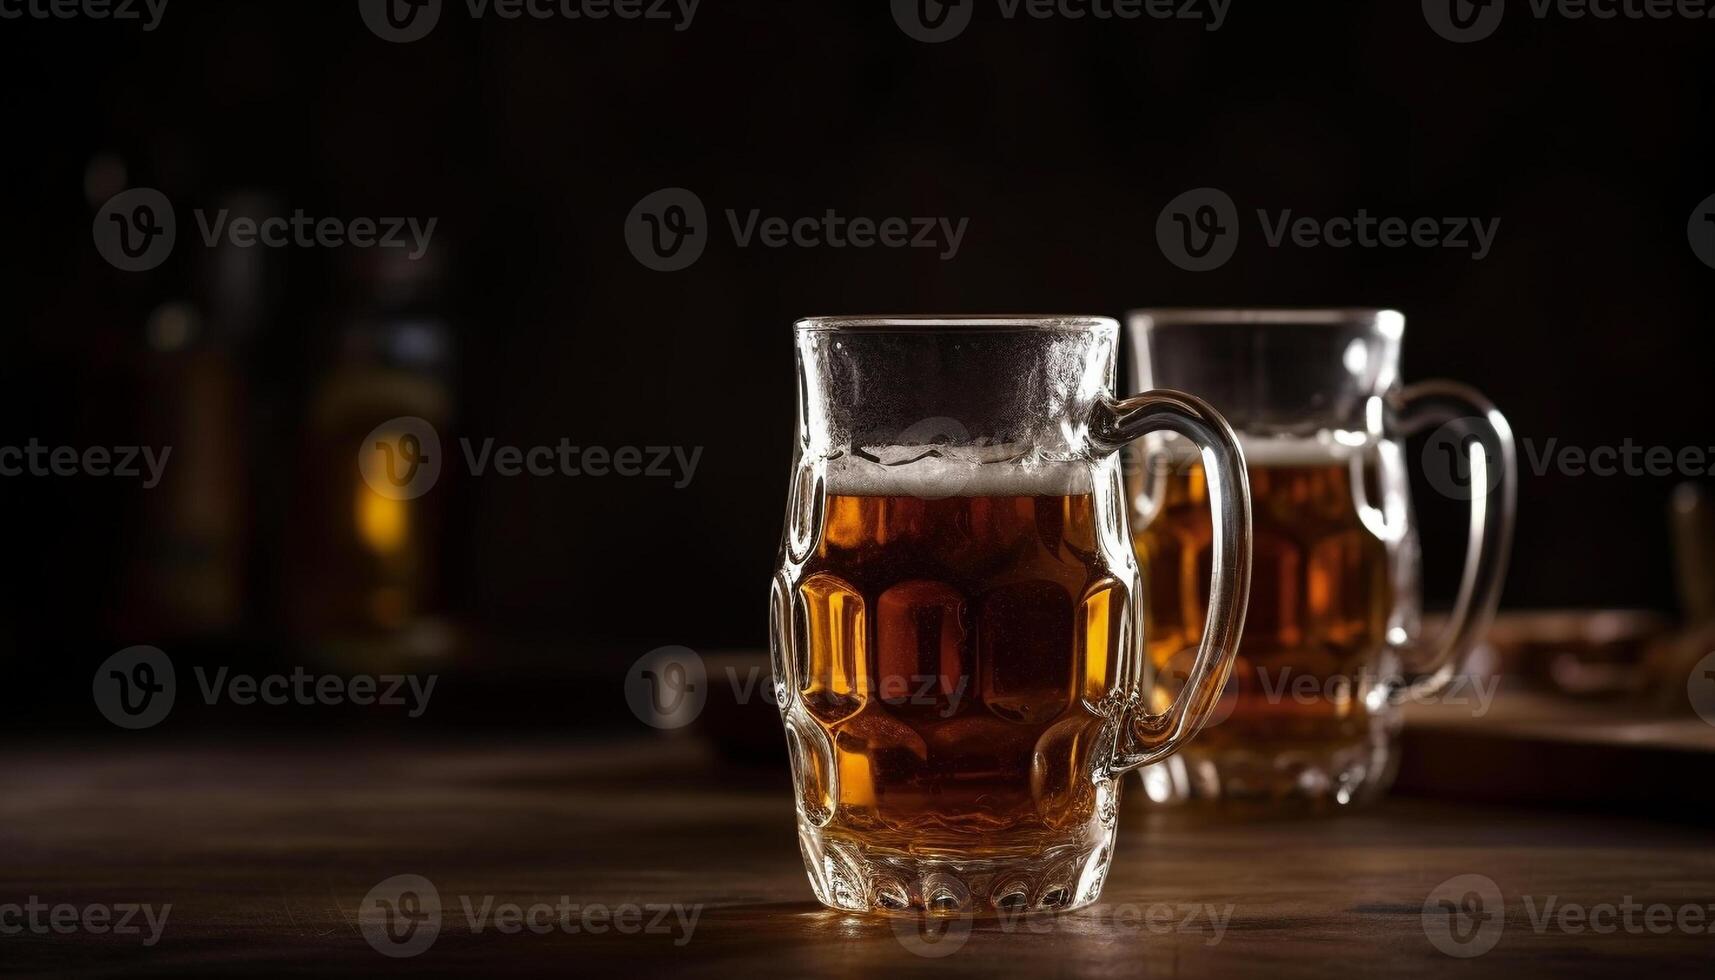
1126 309 1516 810
770 316 1253 915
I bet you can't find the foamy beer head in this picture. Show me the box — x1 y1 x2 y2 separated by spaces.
826 453 1094 499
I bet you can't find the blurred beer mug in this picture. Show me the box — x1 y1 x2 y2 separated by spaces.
1126 309 1516 810
772 316 1253 914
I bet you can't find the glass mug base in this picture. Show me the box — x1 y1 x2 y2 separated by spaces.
1136 715 1402 813
797 820 1119 916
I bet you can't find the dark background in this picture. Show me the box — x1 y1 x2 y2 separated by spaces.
1 0 1711 730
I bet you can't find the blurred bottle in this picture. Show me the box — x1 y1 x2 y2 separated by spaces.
283 247 457 670
122 192 272 642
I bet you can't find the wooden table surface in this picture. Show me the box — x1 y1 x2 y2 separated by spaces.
2 736 1711 978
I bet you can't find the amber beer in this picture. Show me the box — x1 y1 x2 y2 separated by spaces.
1134 441 1396 780
792 460 1127 859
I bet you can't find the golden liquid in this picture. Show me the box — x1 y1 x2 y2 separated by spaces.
792 492 1124 854
1135 460 1393 754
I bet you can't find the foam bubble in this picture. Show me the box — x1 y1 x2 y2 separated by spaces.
826 453 1092 498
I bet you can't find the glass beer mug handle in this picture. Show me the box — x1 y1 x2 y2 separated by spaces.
1388 380 1518 694
1090 390 1253 774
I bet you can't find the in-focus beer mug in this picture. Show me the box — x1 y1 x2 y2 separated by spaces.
1125 309 1516 810
770 316 1253 915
